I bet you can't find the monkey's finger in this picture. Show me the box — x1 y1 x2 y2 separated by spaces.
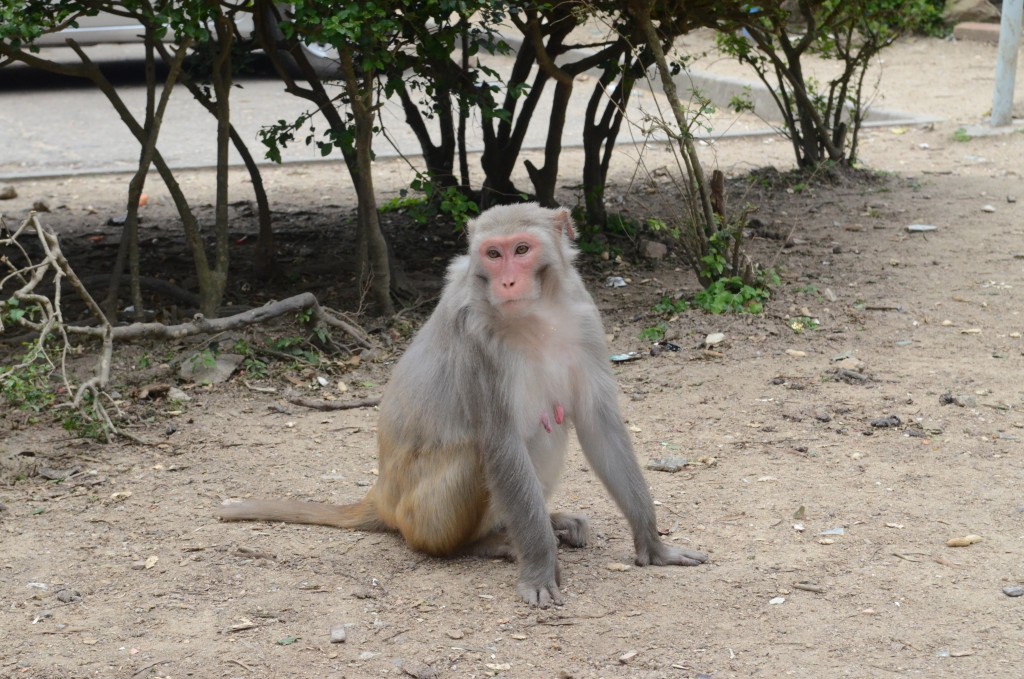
653 546 709 566
517 581 564 608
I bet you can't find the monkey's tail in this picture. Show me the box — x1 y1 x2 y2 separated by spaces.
216 496 389 532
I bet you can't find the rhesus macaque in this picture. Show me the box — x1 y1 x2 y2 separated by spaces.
219 204 707 606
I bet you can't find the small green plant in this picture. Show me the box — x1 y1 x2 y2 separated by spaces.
271 336 320 366
646 217 681 240
952 127 971 143
606 214 639 238
189 348 218 372
789 316 820 333
652 297 689 315
232 339 269 378
796 284 819 296
242 356 269 378
640 323 667 342
0 349 56 412
62 410 107 441
693 277 770 315
409 174 480 231
1 298 40 326
136 354 153 370
379 194 428 214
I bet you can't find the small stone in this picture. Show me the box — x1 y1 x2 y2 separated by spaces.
906 224 938 233
946 534 982 547
704 332 726 347
981 205 996 213
786 349 806 358
1008 196 1018 204
835 357 865 372
639 239 668 260
1002 586 1024 597
769 597 786 605
32 199 50 212
646 457 688 473
618 650 638 664
0 185 16 200
330 626 347 643
445 629 464 640
605 276 627 288
56 589 82 604
167 386 191 402
398 659 436 679
870 415 901 428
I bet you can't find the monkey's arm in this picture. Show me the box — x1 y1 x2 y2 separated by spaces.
473 372 563 607
574 368 707 568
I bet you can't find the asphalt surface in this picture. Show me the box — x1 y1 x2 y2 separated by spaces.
0 43 930 181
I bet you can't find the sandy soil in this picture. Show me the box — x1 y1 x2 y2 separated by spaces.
2 33 1024 679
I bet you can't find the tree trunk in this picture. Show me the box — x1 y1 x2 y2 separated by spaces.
340 45 393 316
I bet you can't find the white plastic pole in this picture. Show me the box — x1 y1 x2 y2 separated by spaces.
991 0 1023 126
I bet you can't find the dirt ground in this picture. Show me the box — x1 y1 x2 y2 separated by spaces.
3 32 1024 679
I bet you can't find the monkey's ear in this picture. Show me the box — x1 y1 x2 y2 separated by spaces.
553 207 577 241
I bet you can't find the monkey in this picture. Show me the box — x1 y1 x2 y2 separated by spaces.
218 203 708 607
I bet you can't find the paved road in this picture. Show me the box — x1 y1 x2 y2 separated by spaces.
0 44 427 179
0 42 780 181
0 42 928 181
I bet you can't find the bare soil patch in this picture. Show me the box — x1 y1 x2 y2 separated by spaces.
2 34 1024 679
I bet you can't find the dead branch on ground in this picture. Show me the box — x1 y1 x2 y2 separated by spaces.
1 214 376 442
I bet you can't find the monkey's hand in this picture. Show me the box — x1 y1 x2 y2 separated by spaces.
516 576 564 608
516 561 564 607
636 540 708 567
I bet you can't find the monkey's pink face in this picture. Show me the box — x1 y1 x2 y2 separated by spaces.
478 234 543 309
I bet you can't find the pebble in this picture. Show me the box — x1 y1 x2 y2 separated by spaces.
981 204 996 213
619 650 638 664
1003 586 1024 597
445 629 464 640
834 357 865 372
32 199 50 212
704 332 726 347
870 415 901 428
330 625 347 643
906 224 938 232
605 276 627 288
0 185 16 200
769 597 786 605
646 457 688 473
786 349 806 358
56 589 82 604
946 534 982 547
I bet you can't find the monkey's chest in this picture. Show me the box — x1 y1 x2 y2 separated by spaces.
522 350 573 407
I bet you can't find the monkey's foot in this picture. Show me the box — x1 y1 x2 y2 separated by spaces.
461 532 515 561
550 512 589 548
517 580 563 608
639 541 708 567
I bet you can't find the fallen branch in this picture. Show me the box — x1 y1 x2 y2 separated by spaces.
1 214 377 442
284 390 381 411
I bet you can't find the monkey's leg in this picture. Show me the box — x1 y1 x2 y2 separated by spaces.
460 530 515 560
551 512 589 548
388 444 493 558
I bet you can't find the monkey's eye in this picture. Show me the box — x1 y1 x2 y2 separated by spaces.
486 249 502 259
514 243 530 255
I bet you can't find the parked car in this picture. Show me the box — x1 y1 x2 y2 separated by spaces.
31 6 339 75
